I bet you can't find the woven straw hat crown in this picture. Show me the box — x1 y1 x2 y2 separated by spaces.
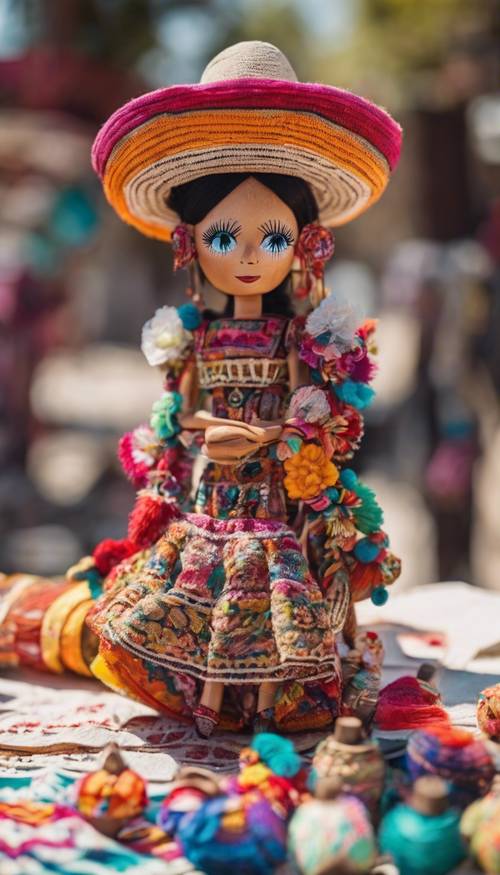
200 41 298 83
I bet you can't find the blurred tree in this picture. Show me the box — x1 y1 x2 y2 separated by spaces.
307 0 499 105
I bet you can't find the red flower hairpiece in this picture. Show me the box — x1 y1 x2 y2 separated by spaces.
294 223 335 301
172 224 197 271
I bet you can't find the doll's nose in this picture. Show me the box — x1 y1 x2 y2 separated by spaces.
240 242 259 263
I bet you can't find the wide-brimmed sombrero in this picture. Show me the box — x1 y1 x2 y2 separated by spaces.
92 41 402 242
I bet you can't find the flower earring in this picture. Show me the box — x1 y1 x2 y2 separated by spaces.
171 223 203 307
292 223 335 308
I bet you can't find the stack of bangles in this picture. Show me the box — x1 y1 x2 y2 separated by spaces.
0 573 97 677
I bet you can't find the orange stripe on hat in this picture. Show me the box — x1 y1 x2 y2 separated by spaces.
103 109 389 241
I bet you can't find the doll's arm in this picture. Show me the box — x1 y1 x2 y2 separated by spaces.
287 344 309 392
178 357 199 416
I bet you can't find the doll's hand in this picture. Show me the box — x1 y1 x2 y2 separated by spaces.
179 410 282 433
202 421 282 463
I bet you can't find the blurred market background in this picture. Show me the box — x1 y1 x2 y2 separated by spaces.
0 0 499 590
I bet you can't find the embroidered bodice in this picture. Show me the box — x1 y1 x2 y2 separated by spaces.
194 315 294 423
192 314 298 519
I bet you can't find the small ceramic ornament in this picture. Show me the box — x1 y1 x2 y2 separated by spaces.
288 775 377 875
379 776 466 875
312 716 384 821
75 743 147 837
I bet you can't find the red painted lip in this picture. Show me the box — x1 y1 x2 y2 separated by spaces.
235 275 261 283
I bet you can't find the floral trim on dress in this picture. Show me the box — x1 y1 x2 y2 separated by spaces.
280 295 401 610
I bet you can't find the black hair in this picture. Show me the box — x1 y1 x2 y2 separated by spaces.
168 172 318 317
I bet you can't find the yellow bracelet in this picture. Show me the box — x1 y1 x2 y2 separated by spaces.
40 581 90 673
60 598 95 677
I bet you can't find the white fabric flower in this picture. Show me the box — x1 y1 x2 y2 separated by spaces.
141 305 191 367
287 386 331 423
131 425 159 467
305 294 358 354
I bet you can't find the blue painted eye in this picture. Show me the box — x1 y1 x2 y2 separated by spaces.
202 221 241 255
209 231 237 254
261 233 291 254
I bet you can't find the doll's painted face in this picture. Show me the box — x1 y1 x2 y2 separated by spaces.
194 177 298 297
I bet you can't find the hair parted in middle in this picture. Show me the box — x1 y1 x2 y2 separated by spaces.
168 172 319 316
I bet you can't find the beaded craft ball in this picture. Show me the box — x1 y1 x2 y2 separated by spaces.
461 781 500 874
477 684 500 741
406 726 495 809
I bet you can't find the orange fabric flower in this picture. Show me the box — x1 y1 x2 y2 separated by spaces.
284 443 339 501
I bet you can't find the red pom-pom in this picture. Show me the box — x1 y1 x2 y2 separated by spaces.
127 493 180 548
375 675 449 731
93 539 138 576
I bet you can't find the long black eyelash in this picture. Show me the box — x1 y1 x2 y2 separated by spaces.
259 220 295 245
202 219 242 245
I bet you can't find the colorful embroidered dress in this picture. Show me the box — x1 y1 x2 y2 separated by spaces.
85 302 400 733
88 315 333 731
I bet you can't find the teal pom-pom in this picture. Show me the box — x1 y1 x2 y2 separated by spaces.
150 391 182 441
334 380 375 410
354 538 380 563
71 565 103 598
353 480 384 534
326 487 340 502
178 302 201 330
371 586 389 606
87 571 104 599
251 732 301 777
340 468 358 490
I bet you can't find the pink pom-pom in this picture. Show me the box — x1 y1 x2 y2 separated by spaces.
118 430 150 487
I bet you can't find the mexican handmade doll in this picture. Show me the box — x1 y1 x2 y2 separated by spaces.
2 42 402 737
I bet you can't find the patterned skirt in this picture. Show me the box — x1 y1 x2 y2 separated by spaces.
87 513 342 732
